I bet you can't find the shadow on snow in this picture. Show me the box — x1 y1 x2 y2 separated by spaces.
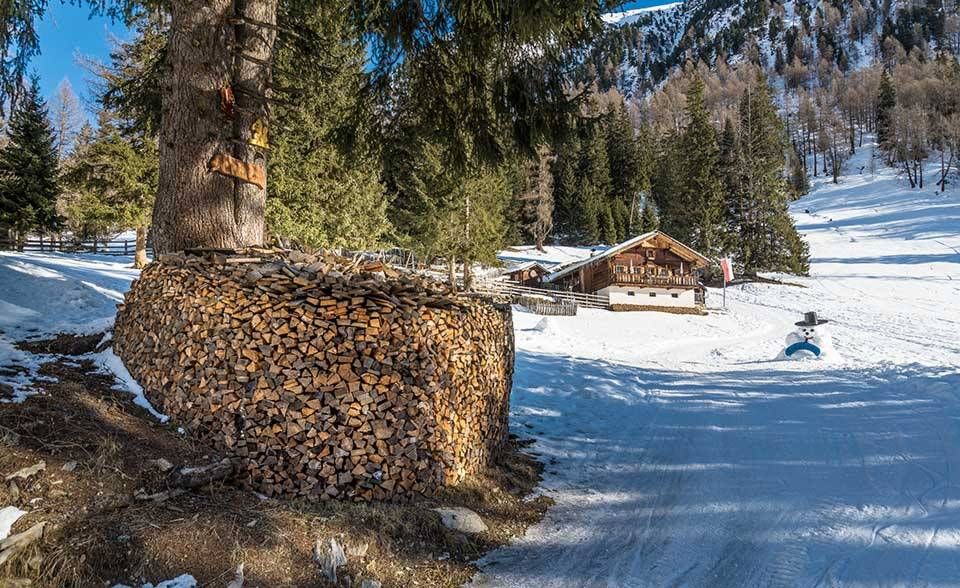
490 350 960 586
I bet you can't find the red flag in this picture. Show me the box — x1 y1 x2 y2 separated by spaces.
720 257 734 283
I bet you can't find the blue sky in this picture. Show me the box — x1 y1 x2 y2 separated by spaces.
32 0 675 109
34 2 126 109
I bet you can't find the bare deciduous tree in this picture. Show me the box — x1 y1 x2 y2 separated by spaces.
889 105 929 188
519 146 556 252
49 79 84 161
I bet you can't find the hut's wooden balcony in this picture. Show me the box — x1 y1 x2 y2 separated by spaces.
609 273 700 288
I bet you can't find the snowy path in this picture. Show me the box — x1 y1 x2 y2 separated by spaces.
471 144 960 587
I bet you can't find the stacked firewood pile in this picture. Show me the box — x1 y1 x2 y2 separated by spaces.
113 249 514 501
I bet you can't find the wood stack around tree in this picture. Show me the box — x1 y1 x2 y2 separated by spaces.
113 250 514 501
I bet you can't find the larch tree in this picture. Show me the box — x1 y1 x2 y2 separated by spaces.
49 78 85 161
518 145 556 252
889 104 930 188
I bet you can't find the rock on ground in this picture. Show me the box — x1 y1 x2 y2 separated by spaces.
432 507 488 534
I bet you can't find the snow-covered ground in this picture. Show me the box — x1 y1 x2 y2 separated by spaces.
471 142 960 586
0 251 159 412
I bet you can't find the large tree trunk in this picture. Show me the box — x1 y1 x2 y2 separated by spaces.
152 0 277 254
463 260 473 292
134 225 149 269
447 257 457 292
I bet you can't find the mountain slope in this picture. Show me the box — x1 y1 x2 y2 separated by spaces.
583 0 958 96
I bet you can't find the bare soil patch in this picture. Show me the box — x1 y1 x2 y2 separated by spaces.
15 333 104 356
0 343 548 587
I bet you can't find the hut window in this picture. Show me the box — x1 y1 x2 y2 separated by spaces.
671 293 679 298
615 265 626 273
627 291 635 296
649 292 657 297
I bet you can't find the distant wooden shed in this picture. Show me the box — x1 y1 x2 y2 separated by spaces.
504 261 552 286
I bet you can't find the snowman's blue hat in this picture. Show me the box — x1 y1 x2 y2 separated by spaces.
795 311 828 326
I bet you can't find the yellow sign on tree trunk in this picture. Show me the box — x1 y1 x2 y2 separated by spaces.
250 118 269 149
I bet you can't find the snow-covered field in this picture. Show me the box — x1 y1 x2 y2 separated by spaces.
471 143 960 586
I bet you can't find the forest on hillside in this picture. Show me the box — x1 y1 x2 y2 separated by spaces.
0 0 957 279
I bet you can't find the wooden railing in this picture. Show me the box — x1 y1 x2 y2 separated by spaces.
0 238 152 257
471 280 610 309
611 273 700 287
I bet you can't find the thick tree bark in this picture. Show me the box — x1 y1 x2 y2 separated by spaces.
134 225 149 268
463 260 473 291
152 0 277 253
447 258 457 292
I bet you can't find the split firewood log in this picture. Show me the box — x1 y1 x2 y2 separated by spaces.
113 250 514 501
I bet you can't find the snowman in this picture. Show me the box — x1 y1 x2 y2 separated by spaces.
781 311 835 359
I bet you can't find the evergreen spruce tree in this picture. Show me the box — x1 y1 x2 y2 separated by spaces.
0 0 604 253
97 7 390 253
0 76 60 245
61 112 157 266
384 63 513 285
683 75 724 256
639 199 659 232
667 75 725 256
550 136 581 241
718 117 741 251
604 104 639 242
651 128 683 236
267 5 389 251
735 76 809 275
386 136 512 285
632 124 656 235
578 125 612 243
601 202 618 244
877 70 897 148
59 122 111 242
576 175 603 243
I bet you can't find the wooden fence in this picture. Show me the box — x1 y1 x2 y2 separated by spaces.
0 238 152 257
472 279 610 309
516 295 578 316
